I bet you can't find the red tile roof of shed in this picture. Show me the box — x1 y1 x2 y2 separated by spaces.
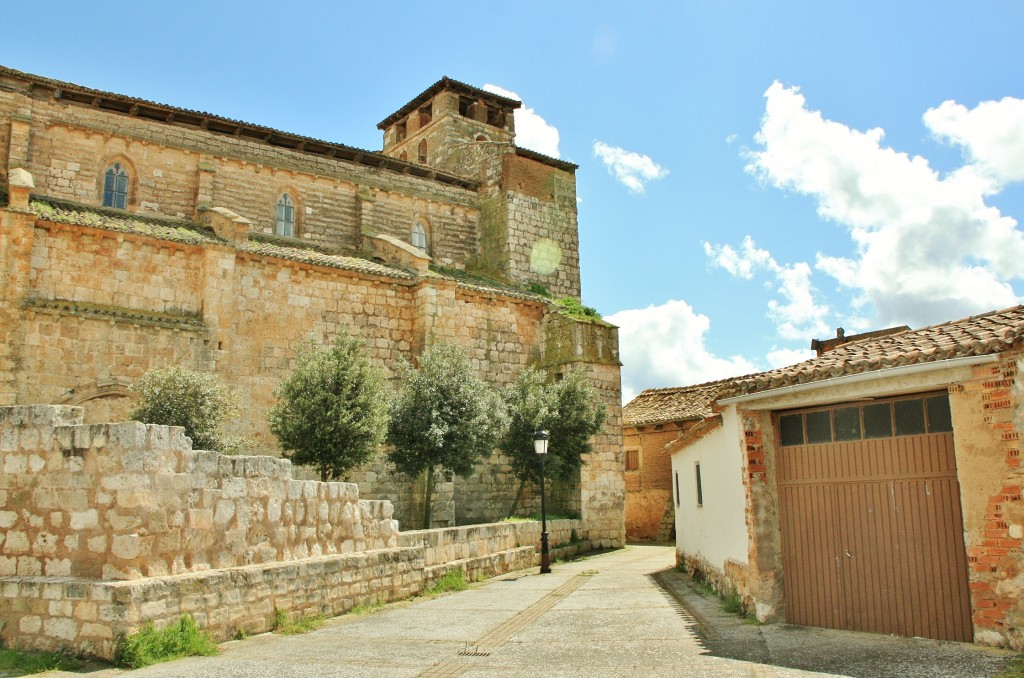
624 305 1024 424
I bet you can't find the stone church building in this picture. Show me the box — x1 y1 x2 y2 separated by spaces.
0 66 624 543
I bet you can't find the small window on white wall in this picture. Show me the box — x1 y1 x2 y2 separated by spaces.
695 462 704 507
674 471 680 507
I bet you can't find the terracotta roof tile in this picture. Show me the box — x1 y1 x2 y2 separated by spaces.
623 378 737 427
724 305 1024 398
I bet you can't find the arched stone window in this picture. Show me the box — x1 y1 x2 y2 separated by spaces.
418 140 428 164
102 162 129 209
400 150 408 161
276 193 296 237
411 219 428 252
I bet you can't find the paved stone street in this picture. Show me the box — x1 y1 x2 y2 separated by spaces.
63 545 1014 677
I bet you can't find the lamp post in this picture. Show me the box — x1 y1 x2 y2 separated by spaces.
533 430 551 574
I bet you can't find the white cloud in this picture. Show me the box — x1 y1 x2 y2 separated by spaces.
744 82 1024 328
705 236 831 340
703 235 773 280
483 84 561 158
607 300 758 403
925 96 1024 188
592 141 669 194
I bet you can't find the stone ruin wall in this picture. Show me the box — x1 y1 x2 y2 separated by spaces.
0 404 589 659
0 405 398 581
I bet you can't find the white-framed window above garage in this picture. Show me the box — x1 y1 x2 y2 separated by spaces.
276 193 295 237
102 162 129 209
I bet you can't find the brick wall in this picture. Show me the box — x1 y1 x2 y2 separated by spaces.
954 353 1024 647
623 422 684 541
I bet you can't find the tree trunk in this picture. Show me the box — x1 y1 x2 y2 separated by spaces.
507 478 526 518
422 465 435 530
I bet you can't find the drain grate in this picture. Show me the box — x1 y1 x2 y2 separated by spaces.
457 649 491 657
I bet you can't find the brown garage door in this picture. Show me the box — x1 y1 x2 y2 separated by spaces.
776 393 973 642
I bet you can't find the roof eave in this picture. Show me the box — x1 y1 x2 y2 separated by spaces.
717 353 1002 409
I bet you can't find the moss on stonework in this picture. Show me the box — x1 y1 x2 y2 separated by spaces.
553 297 608 325
30 198 218 245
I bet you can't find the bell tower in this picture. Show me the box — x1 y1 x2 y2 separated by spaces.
377 77 519 180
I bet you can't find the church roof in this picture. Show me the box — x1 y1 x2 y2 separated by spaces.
0 65 477 191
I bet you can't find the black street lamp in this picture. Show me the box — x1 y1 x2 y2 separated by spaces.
533 429 551 574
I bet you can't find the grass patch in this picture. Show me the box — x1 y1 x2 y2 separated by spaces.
272 608 326 635
553 297 608 324
722 588 743 614
426 569 469 595
347 600 386 616
0 648 82 674
995 656 1024 678
115 614 218 669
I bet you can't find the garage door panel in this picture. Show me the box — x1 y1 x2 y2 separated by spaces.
777 395 972 642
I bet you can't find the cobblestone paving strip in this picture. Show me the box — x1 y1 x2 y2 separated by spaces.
419 573 592 677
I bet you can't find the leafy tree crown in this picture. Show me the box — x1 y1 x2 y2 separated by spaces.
386 342 508 478
500 367 606 484
267 333 389 481
130 366 240 452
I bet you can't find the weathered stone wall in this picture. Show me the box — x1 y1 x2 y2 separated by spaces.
0 404 592 659
1 69 624 544
541 313 626 547
2 87 481 266
502 155 580 299
0 405 398 581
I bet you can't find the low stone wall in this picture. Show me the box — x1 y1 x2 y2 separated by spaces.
0 405 398 580
400 519 590 585
0 405 601 660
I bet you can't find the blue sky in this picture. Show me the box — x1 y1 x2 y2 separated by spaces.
6 1 1024 401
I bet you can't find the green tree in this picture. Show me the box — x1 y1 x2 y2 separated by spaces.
267 333 389 482
387 342 508 528
500 367 607 516
130 366 241 453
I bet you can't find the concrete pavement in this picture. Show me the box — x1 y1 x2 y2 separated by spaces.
83 545 825 677
59 544 1015 677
